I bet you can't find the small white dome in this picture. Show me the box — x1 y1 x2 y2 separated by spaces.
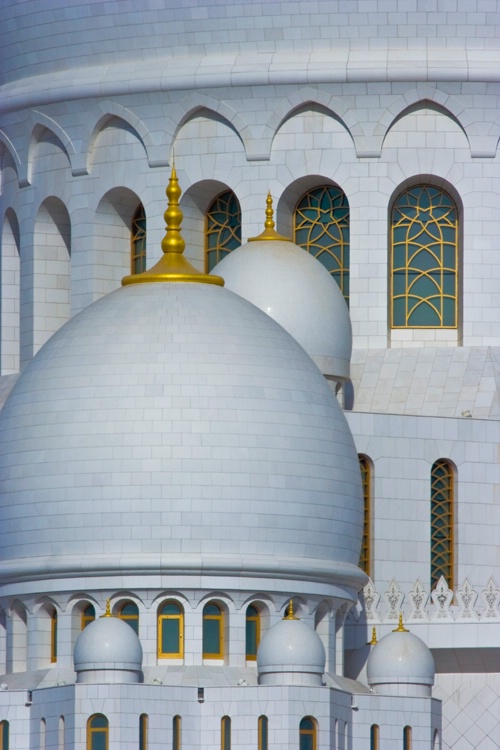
257 616 325 686
74 614 143 684
213 238 352 382
366 628 435 697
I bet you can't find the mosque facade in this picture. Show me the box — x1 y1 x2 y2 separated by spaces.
0 2 499 749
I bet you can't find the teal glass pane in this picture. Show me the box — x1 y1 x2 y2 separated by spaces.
161 618 180 654
203 618 221 655
294 186 350 305
52 611 57 659
91 717 108 729
91 731 107 750
1 722 9 750
245 619 257 657
392 185 457 328
206 192 241 272
300 735 314 750
84 605 95 618
204 603 220 616
161 602 181 615
173 717 180 750
121 603 138 617
222 718 231 750
300 719 314 731
259 717 268 750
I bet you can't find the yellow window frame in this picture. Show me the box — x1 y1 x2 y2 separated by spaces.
203 603 224 660
87 715 108 750
158 602 184 659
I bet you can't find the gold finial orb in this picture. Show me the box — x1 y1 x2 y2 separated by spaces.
100 599 113 618
248 191 291 242
367 626 378 645
122 165 224 286
283 599 299 620
392 613 409 632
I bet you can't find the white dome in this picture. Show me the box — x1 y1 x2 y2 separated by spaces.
0 281 364 598
74 614 143 684
213 238 352 381
257 616 326 686
366 629 435 696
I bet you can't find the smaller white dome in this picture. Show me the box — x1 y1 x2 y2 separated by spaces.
74 613 143 684
367 627 435 697
257 616 325 686
213 238 352 382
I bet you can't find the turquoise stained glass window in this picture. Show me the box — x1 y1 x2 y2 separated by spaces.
245 604 259 660
221 717 231 750
299 717 316 750
158 601 183 658
206 191 241 272
203 603 223 658
0 721 9 750
431 460 454 590
391 186 458 328
258 716 268 750
87 715 108 750
294 186 350 305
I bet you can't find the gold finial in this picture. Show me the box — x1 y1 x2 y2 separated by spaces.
283 599 299 620
392 613 409 632
122 166 224 286
248 192 291 242
100 599 113 618
367 626 378 645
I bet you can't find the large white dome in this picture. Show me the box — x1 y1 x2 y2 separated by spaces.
0 281 364 597
213 238 352 382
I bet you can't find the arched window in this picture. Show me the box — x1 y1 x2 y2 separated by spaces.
58 717 64 750
299 717 317 750
358 455 371 577
203 602 224 659
139 714 148 750
118 601 139 635
81 604 96 630
131 204 146 275
0 721 9 750
404 726 412 750
258 715 268 750
245 604 260 661
172 716 181 750
370 724 379 750
50 609 58 663
221 716 231 750
87 714 108 750
158 601 184 658
205 191 241 272
294 186 350 305
431 459 454 590
40 719 46 750
391 185 458 328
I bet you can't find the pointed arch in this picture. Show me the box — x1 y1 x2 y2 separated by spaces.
172 93 249 157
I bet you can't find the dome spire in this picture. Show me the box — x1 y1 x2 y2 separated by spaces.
122 165 224 286
248 192 291 242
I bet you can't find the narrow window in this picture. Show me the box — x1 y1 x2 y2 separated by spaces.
139 714 148 750
299 717 317 750
391 185 458 328
403 726 412 750
131 204 146 274
258 716 268 750
40 719 46 750
431 459 454 590
245 604 260 661
58 717 64 750
203 603 224 659
205 191 241 272
358 455 371 577
51 610 58 663
158 602 184 658
172 716 181 750
0 721 9 750
81 604 96 630
221 716 231 750
118 601 139 635
87 714 108 750
294 186 350 305
370 724 379 750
